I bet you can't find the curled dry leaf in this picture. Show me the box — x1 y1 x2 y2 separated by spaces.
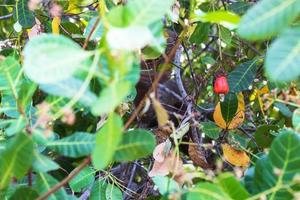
28 18 42 39
214 92 245 129
149 142 186 185
151 94 169 127
188 142 211 169
221 143 250 167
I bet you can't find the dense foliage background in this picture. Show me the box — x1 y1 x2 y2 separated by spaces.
0 0 300 199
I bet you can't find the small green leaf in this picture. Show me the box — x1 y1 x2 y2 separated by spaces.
23 34 92 84
192 11 240 29
152 176 180 195
47 132 95 158
265 26 300 82
201 121 221 139
32 151 60 173
114 129 156 162
220 93 238 123
92 113 123 169
69 167 95 192
237 0 300 40
90 179 107 200
189 23 210 45
105 184 122 200
228 59 257 93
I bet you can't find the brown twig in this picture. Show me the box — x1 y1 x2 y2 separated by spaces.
37 156 91 200
82 17 100 49
124 34 185 130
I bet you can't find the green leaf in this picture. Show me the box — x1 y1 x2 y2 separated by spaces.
47 132 95 158
216 173 249 200
0 133 34 189
265 26 300 82
114 129 156 162
254 125 279 148
274 102 292 117
228 2 252 15
152 176 180 195
0 57 21 92
40 77 97 107
92 113 123 170
107 0 175 27
92 81 131 115
32 151 60 173
220 93 238 123
192 11 240 29
228 60 257 93
34 173 68 200
13 0 35 28
189 23 210 45
9 186 39 200
201 121 221 139
90 179 107 200
185 182 231 200
292 108 300 132
69 167 95 192
237 0 300 40
105 184 122 200
23 34 92 84
253 129 300 199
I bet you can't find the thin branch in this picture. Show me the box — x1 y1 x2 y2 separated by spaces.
82 17 100 49
37 156 91 200
124 31 185 129
0 13 13 20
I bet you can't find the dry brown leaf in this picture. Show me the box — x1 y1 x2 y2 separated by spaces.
151 95 169 127
214 92 245 129
188 143 210 169
149 144 186 185
221 143 250 167
153 142 167 162
153 125 172 143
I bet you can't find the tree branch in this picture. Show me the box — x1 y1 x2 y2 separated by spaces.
0 13 13 20
37 156 91 200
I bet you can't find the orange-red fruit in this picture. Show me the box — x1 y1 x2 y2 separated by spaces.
214 76 229 94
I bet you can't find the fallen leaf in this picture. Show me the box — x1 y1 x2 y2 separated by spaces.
221 143 250 167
